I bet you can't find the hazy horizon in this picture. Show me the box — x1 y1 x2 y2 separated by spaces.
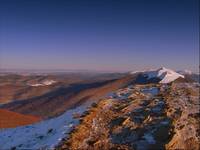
0 0 199 72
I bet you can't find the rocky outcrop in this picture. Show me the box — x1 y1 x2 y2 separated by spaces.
164 83 200 150
56 82 199 150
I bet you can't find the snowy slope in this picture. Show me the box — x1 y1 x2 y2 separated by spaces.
145 67 184 83
130 67 185 84
0 105 87 149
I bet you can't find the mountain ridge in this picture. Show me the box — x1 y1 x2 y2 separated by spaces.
131 67 185 84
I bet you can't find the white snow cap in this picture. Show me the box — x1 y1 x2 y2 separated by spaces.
145 67 184 83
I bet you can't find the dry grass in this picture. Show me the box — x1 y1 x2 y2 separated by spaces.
0 109 41 128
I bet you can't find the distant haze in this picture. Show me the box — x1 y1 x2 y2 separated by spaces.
0 0 199 72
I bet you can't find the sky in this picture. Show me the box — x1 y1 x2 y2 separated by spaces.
0 0 199 72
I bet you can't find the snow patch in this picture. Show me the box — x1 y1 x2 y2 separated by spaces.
28 80 56 87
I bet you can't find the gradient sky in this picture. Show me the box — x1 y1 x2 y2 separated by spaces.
0 0 199 72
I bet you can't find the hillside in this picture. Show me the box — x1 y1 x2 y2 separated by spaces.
0 73 125 104
0 109 41 128
0 75 135 118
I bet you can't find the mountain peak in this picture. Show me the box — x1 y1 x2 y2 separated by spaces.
146 67 184 83
130 67 185 84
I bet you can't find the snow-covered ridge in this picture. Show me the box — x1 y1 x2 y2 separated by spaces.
145 67 184 83
28 80 56 87
130 67 184 84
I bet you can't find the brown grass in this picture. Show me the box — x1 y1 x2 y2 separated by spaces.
0 109 41 128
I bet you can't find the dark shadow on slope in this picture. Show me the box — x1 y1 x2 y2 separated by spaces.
1 73 147 119
134 73 161 84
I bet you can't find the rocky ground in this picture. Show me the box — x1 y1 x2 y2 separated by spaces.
56 82 199 150
165 83 200 150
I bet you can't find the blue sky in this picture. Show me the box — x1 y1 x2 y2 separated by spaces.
0 0 199 72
